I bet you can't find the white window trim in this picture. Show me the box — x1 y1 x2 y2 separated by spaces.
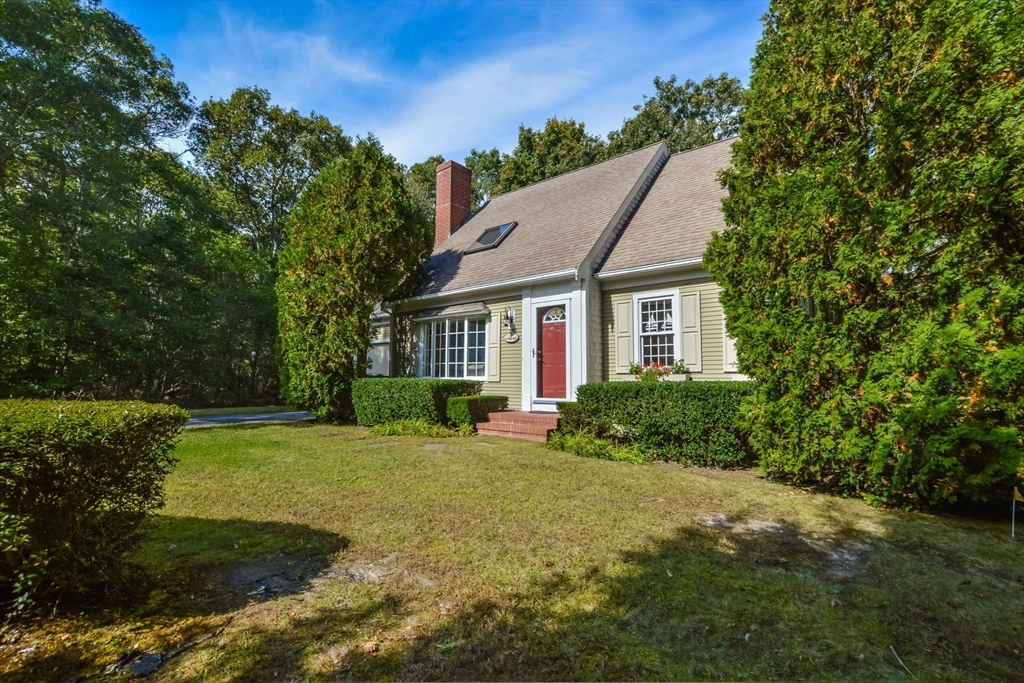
522 282 584 411
418 316 488 379
371 322 389 343
721 312 748 379
632 289 681 368
722 312 737 373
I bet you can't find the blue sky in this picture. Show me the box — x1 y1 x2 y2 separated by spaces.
107 0 767 166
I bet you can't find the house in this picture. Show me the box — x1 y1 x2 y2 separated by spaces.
388 138 743 415
367 304 391 376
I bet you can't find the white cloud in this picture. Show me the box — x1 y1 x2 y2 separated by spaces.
182 9 383 108
147 1 765 165
374 38 596 163
370 3 753 164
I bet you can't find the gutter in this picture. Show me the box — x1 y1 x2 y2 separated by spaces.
400 268 578 304
594 256 704 280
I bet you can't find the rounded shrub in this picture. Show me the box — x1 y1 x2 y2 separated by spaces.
351 378 481 426
559 381 755 467
0 400 187 609
446 395 509 429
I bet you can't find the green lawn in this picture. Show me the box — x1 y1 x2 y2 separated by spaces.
3 423 1023 681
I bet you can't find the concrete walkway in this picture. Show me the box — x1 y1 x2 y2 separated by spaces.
186 411 315 428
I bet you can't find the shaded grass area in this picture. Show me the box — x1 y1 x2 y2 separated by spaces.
187 405 291 417
2 423 1022 681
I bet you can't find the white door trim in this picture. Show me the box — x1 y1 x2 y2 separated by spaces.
528 297 571 411
522 282 585 412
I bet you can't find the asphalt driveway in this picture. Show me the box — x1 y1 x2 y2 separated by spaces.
186 411 315 428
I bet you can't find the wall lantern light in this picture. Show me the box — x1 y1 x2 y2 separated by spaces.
503 307 519 343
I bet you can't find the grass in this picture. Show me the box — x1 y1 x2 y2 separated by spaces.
369 419 473 438
187 405 292 417
3 423 1023 681
548 429 649 464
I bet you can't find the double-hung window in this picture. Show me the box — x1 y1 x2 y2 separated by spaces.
635 293 677 366
422 318 487 378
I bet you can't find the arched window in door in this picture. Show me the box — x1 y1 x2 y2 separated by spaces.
543 307 566 323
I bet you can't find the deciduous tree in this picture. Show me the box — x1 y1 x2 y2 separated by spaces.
464 147 502 209
189 87 351 260
496 118 606 193
0 0 213 400
188 87 352 399
405 154 445 224
607 73 744 155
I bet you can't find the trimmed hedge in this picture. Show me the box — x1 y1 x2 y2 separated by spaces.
352 378 481 426
558 381 756 467
447 395 509 428
0 400 187 607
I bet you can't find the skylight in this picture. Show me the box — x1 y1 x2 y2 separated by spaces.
465 221 517 254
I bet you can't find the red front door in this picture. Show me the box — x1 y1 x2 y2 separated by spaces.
537 305 567 399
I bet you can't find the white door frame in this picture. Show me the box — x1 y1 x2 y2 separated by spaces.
521 281 586 412
527 296 571 411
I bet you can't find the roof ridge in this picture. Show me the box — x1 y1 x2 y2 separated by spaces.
667 135 738 158
488 141 665 201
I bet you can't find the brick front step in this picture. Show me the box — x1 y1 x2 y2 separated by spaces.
485 411 560 427
476 423 552 443
476 411 560 442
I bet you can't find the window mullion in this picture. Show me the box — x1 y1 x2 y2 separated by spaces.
424 323 432 377
442 319 449 377
464 320 468 377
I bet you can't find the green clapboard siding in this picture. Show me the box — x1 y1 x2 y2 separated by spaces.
601 274 742 382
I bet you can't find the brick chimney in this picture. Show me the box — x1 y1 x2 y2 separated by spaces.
435 160 472 249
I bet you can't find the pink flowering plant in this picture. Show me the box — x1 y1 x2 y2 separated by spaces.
629 360 690 382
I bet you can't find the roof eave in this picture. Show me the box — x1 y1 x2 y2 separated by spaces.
398 268 578 304
595 256 704 280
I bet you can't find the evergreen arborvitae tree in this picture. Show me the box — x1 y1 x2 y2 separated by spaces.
705 0 1024 507
277 137 431 421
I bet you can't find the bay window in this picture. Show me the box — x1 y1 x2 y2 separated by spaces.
422 317 487 378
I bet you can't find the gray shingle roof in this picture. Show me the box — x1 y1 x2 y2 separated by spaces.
413 143 664 297
598 138 734 274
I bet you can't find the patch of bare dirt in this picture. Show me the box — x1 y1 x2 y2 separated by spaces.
221 553 327 601
338 554 437 588
699 513 874 577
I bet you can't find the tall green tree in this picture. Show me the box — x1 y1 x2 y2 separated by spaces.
189 87 352 260
496 118 607 194
0 0 217 400
705 0 1024 507
464 147 502 209
405 154 445 224
188 87 352 400
277 137 431 421
607 73 744 155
